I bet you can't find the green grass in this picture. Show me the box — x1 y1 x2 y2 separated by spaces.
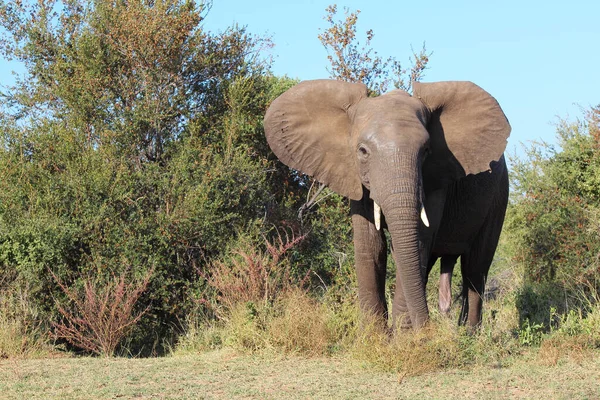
1 349 599 399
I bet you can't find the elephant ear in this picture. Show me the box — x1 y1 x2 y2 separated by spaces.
414 81 510 189
264 79 367 200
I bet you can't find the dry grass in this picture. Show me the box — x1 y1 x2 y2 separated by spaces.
0 285 54 359
177 286 525 377
0 318 44 359
350 317 462 375
3 249 600 398
1 349 599 399
6 231 600 389
182 289 347 357
266 289 335 356
183 252 529 375
537 304 600 366
191 256 599 377
339 264 524 375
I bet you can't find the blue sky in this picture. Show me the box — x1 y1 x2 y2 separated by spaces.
201 0 600 159
1 0 599 160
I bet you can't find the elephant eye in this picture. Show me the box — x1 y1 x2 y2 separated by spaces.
357 145 369 159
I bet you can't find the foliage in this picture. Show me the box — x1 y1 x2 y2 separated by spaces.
0 0 271 161
202 229 308 319
178 226 356 356
506 105 600 362
0 0 300 354
50 267 153 357
507 106 600 292
518 319 545 346
318 4 430 95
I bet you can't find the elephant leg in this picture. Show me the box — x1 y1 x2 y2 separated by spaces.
439 255 458 315
425 254 439 285
351 199 388 322
391 264 412 329
459 193 507 329
458 253 486 329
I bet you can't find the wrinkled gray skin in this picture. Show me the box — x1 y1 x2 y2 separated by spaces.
264 80 510 329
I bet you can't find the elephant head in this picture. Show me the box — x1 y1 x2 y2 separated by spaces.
264 79 510 327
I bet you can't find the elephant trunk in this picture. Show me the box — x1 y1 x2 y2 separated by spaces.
375 153 429 328
386 205 429 328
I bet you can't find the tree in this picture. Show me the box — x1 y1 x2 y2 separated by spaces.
318 4 430 95
0 0 292 353
507 105 600 291
0 0 271 163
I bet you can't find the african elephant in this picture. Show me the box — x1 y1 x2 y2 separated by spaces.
263 79 510 329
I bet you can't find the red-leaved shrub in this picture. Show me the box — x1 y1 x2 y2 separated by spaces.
50 267 153 356
205 230 308 318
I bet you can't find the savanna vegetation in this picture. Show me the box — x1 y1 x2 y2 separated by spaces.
0 0 599 386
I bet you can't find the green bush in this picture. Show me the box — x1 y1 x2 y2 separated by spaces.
507 106 600 292
0 0 305 354
506 105 600 354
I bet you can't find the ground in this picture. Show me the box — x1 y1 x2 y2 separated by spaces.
1 349 599 399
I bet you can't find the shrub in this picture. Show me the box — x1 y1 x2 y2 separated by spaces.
50 267 153 357
507 106 600 292
507 105 600 359
0 1 305 354
203 229 307 319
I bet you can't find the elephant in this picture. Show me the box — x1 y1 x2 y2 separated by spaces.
263 79 510 330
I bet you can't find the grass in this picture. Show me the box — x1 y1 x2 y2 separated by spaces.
1 349 599 399
3 234 600 398
0 285 56 360
175 255 528 375
2 271 600 399
0 318 51 360
175 252 600 378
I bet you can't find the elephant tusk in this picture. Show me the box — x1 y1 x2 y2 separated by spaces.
420 206 430 227
374 202 381 231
